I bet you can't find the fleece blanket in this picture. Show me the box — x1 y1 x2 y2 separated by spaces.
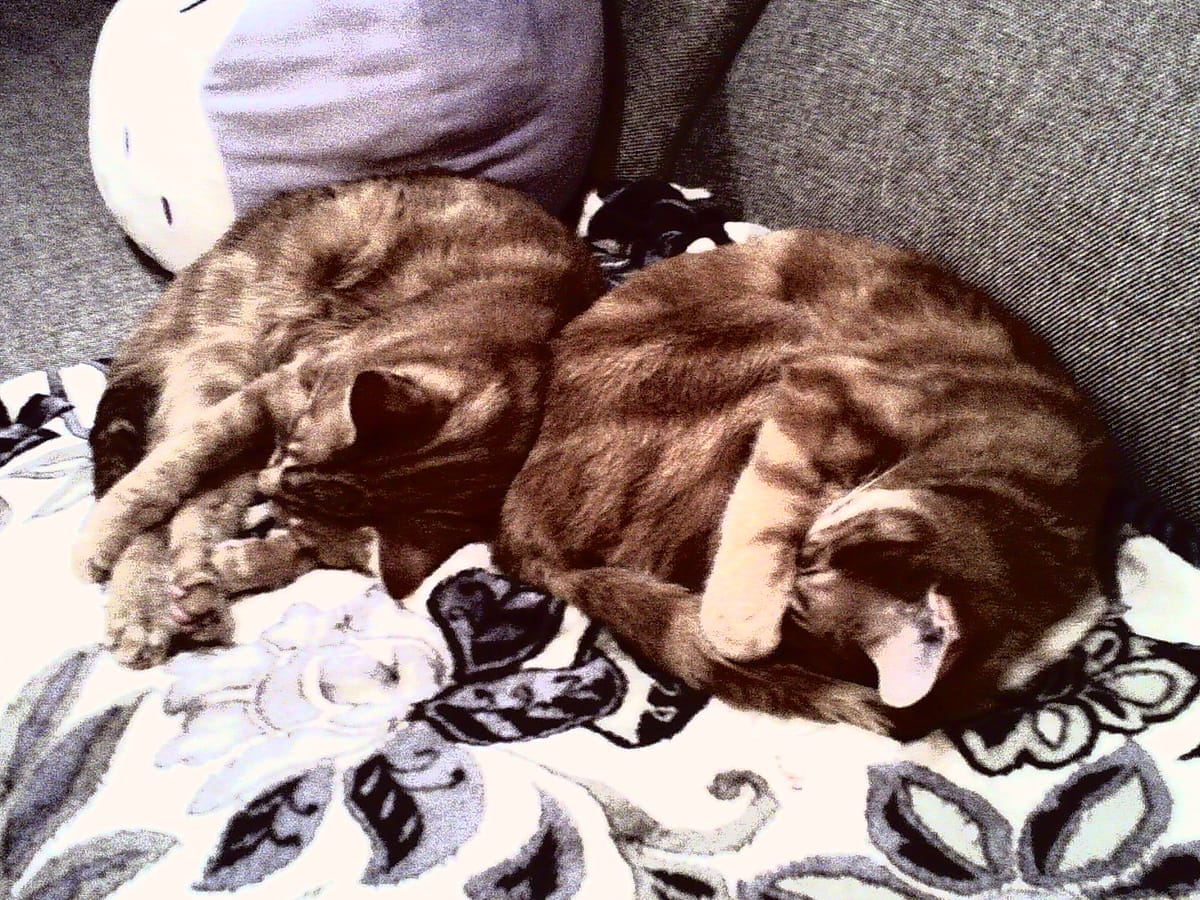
2 183 1200 899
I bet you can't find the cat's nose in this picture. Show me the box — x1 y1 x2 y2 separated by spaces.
258 467 283 496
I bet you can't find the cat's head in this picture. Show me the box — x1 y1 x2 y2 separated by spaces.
259 351 537 526
780 484 1106 730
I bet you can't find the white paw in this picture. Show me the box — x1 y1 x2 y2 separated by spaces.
699 604 783 661
72 530 112 583
106 615 174 669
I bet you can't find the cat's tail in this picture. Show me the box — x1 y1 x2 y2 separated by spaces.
90 372 154 497
520 561 891 735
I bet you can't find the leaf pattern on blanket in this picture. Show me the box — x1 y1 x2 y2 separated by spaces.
865 763 1016 893
196 766 334 892
740 857 936 899
578 628 709 748
748 742 1199 898
948 617 1200 775
0 383 92 531
0 647 99 805
1019 742 1170 888
0 648 170 898
464 792 585 900
421 657 624 744
343 723 483 885
16 830 176 900
0 393 73 470
428 568 565 681
1 698 147 884
1 445 94 520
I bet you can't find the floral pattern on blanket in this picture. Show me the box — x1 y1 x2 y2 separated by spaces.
4 184 1200 898
4 366 1200 900
149 570 703 890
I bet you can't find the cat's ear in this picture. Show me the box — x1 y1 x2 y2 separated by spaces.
863 589 959 708
349 370 450 446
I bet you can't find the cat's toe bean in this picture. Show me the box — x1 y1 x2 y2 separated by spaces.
108 622 172 669
169 581 226 623
168 603 195 626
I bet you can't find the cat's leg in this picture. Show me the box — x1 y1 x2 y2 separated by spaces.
90 370 155 497
209 530 318 596
699 361 886 662
699 418 811 661
163 470 262 640
104 527 177 668
74 364 300 582
209 522 378 595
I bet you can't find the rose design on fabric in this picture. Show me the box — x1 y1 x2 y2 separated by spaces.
157 586 453 814
743 742 1200 899
152 568 702 891
948 618 1200 775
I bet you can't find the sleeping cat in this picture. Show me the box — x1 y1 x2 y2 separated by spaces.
495 228 1115 738
75 172 604 667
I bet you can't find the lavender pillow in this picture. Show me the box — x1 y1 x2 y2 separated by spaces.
90 0 603 271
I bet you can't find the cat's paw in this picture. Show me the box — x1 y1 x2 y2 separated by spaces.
210 537 273 594
699 602 784 661
73 497 138 582
72 530 114 583
167 582 234 642
106 608 175 669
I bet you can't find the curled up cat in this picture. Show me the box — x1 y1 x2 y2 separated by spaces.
495 228 1116 738
74 172 605 668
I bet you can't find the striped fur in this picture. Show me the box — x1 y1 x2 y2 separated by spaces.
78 173 603 667
495 229 1115 738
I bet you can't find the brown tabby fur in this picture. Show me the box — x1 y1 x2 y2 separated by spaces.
76 173 604 667
495 229 1115 738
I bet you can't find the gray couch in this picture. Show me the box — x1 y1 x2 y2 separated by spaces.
598 0 1200 530
3 0 1198 529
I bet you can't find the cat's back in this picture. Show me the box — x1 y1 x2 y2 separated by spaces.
120 173 601 377
194 173 595 329
554 227 1087 422
515 228 1106 576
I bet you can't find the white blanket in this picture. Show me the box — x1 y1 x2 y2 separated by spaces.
3 362 1200 900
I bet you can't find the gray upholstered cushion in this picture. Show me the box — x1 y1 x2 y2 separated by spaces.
602 0 1200 525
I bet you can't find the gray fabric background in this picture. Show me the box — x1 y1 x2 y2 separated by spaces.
3 0 1198 525
1 0 166 379
603 0 1200 525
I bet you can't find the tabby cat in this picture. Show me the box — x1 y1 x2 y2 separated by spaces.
495 228 1115 737
75 172 604 667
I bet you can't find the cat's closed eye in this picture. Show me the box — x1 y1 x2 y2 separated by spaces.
828 542 931 602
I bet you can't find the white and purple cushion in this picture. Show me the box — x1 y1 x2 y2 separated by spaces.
88 0 603 272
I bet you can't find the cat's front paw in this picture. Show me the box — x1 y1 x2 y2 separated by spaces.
699 600 784 661
72 528 115 583
167 582 234 643
106 606 175 669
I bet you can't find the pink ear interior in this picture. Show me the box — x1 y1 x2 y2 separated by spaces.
864 590 958 708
